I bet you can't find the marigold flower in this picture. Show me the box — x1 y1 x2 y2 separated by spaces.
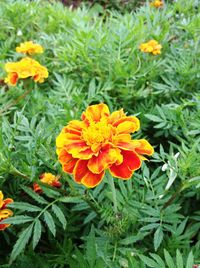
16 41 44 55
4 57 48 86
0 191 13 231
139 40 162 55
56 103 154 188
33 173 62 193
150 0 163 8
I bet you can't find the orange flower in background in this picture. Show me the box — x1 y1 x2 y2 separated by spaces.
150 0 163 8
139 40 162 55
16 41 44 55
56 103 154 188
0 191 13 231
4 57 48 86
33 173 62 193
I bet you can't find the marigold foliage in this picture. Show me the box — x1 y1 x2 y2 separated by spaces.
56 103 154 188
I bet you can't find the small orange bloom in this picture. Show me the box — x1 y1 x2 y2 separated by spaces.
56 103 154 188
4 57 48 86
0 191 13 231
150 0 163 8
139 40 162 55
16 41 44 55
33 173 62 193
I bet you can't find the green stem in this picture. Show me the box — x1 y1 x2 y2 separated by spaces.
107 172 118 214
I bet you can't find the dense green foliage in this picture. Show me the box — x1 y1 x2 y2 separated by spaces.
0 0 200 267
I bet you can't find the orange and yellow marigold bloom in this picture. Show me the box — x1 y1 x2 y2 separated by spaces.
150 0 163 8
33 173 62 193
4 57 48 86
139 40 162 55
56 103 154 188
0 191 13 231
16 41 44 55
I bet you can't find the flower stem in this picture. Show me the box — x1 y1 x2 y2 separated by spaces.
107 172 118 214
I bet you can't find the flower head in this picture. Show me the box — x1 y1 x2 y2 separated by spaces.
139 40 162 55
56 103 154 188
33 173 62 193
150 0 163 8
0 191 13 231
4 57 48 86
16 41 44 55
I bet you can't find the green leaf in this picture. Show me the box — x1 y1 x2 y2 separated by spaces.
59 196 82 203
33 219 42 249
43 210 56 236
8 202 42 212
10 223 34 262
154 226 164 251
138 254 159 268
21 186 48 205
86 226 96 267
145 114 163 122
176 250 183 268
186 251 194 268
164 249 175 268
1 216 34 225
51 204 67 229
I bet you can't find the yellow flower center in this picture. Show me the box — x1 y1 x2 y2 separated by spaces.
82 121 113 148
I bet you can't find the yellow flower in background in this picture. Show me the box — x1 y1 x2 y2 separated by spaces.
4 57 48 86
56 103 154 188
16 41 44 55
0 191 13 231
33 173 62 193
150 0 163 8
139 40 162 55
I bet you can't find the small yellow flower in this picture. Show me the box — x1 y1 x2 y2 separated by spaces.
16 41 44 55
4 57 48 86
150 0 164 8
139 40 162 55
0 191 13 231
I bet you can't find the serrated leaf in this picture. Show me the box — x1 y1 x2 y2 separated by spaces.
1 216 34 225
138 254 159 268
33 219 42 249
186 251 194 268
21 186 48 205
164 249 175 268
43 210 56 236
176 250 183 268
52 204 67 229
145 114 163 122
154 226 163 251
59 196 82 203
8 202 42 212
86 226 96 267
10 223 34 262
149 253 165 268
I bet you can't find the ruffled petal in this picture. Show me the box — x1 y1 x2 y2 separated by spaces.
1 198 13 210
0 209 13 220
132 139 154 156
81 103 110 123
88 146 123 174
112 116 140 134
73 160 105 188
59 149 78 173
109 150 141 179
0 223 10 231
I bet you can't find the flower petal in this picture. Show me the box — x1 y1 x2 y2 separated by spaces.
73 160 105 188
109 150 141 179
112 116 140 134
88 146 123 174
81 103 110 123
59 149 78 173
132 139 154 156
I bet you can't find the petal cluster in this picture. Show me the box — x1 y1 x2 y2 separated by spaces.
0 191 13 231
33 173 62 193
16 41 44 55
150 0 163 8
4 57 48 86
139 40 162 55
56 103 154 188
